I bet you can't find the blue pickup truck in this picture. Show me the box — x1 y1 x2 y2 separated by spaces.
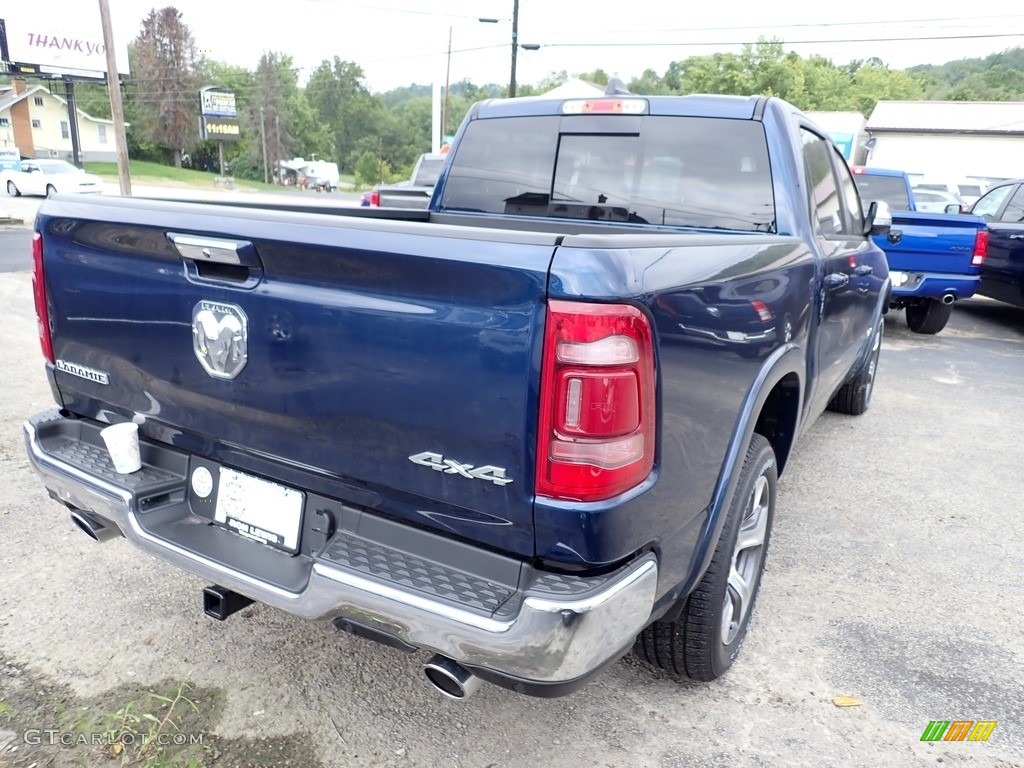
23 90 890 700
851 166 987 334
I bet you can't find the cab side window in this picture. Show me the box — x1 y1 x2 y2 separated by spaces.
972 185 1013 221
998 186 1024 223
832 147 864 234
801 129 842 236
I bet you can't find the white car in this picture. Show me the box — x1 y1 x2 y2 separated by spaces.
3 159 103 197
912 188 965 214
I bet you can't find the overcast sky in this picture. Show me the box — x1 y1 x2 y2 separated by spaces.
105 0 1024 91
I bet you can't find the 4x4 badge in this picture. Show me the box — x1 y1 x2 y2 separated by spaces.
408 452 513 486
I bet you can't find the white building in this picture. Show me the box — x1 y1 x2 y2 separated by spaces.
864 100 1024 184
0 79 119 162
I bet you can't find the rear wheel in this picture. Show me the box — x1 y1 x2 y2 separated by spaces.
827 319 882 416
634 433 776 681
6 180 19 197
906 299 952 334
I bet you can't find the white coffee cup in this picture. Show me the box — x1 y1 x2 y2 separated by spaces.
100 422 142 474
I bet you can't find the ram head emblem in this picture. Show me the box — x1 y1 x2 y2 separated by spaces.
192 301 248 380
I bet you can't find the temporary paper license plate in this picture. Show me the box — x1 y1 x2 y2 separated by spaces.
214 468 304 553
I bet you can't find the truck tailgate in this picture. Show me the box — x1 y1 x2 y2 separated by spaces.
879 210 984 276
379 187 434 209
38 197 557 557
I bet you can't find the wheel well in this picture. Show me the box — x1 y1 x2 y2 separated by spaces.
753 373 800 475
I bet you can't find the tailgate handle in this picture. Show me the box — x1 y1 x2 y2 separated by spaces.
169 234 249 265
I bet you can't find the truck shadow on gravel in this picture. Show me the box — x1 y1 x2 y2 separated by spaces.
954 298 1024 338
0 654 323 768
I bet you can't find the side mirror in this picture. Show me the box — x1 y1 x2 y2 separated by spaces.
863 200 891 237
944 204 961 215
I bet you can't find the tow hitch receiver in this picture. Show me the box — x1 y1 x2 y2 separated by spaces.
203 585 254 620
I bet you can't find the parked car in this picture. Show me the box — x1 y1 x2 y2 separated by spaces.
914 179 988 207
24 90 891 701
967 178 1024 308
913 188 967 214
852 166 987 334
2 159 103 197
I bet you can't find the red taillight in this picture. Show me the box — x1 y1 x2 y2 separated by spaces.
369 190 380 207
751 300 773 323
971 229 988 266
31 232 54 364
535 301 656 502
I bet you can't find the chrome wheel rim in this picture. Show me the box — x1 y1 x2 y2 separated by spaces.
720 474 770 645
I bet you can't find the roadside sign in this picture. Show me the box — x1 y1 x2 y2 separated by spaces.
0 147 21 173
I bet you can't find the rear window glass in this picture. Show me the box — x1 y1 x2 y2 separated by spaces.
852 174 911 211
439 115 776 233
415 157 444 186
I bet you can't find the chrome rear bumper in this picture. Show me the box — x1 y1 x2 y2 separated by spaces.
24 411 657 690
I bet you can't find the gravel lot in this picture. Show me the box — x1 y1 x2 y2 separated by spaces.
0 264 1021 768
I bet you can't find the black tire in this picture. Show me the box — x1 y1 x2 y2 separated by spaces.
827 319 882 416
906 299 952 334
634 434 777 682
6 180 19 197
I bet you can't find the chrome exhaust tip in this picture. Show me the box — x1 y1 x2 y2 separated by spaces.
423 654 482 700
942 293 956 305
69 509 122 543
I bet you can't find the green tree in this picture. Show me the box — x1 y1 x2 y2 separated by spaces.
575 68 610 86
305 57 379 172
628 69 673 95
130 6 203 167
845 63 924 115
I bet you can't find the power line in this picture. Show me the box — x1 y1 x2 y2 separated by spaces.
293 0 502 20
532 32 1024 49
586 13 1024 35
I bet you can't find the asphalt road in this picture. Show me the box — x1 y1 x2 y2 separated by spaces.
0 274 1021 767
0 229 32 272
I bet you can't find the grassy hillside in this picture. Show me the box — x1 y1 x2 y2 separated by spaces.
82 160 289 191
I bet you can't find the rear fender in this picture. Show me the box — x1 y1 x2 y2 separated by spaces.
660 343 805 614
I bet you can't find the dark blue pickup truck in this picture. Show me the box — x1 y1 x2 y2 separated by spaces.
23 90 890 700
851 166 987 334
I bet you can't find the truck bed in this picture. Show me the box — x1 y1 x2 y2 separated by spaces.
35 194 815 569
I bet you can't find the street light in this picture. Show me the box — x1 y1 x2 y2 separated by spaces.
479 1 539 98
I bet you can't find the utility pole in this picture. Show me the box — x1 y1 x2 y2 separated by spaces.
509 0 519 98
274 113 280 184
97 0 131 195
62 78 83 167
442 26 452 141
259 105 268 184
